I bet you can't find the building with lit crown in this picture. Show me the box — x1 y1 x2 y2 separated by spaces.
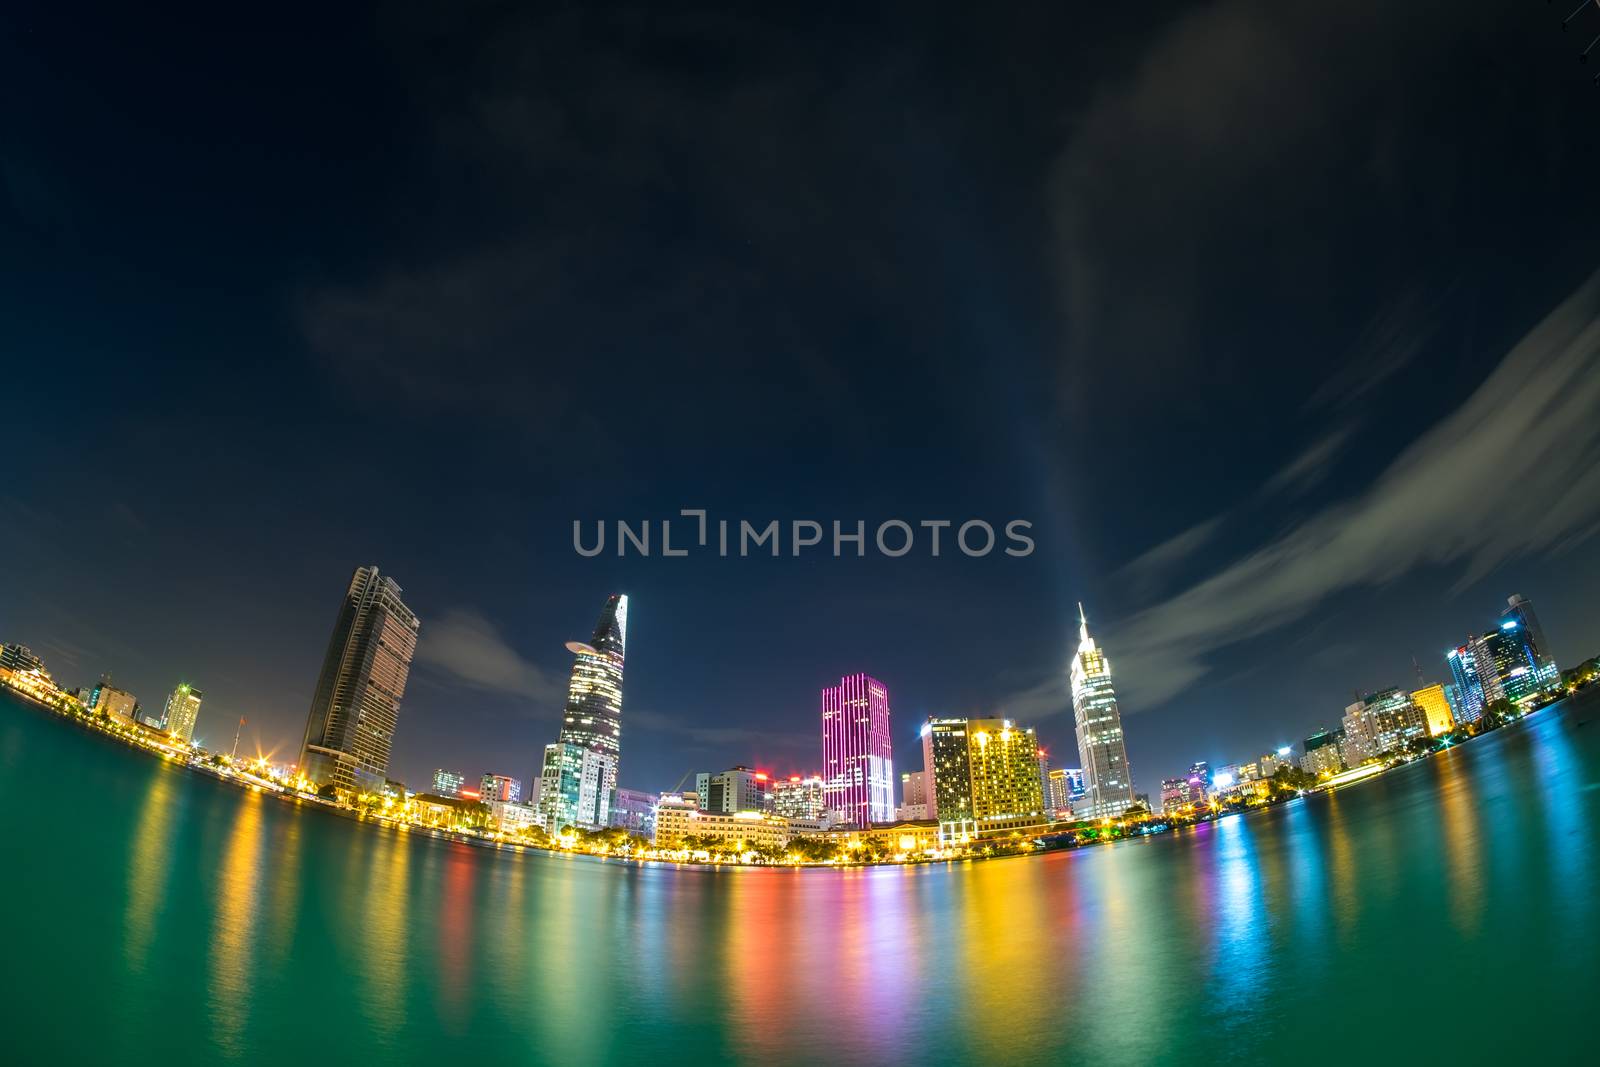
821 673 894 828
298 566 420 793
966 719 1045 819
162 682 203 742
1069 605 1135 818
557 594 628 811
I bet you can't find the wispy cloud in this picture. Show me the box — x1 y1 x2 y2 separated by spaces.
414 608 562 705
1110 272 1600 707
628 708 814 755
1262 424 1355 496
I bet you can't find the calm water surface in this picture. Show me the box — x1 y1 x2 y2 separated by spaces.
3 688 1598 1065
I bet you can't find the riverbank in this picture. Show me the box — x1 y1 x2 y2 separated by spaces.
1 672 1578 873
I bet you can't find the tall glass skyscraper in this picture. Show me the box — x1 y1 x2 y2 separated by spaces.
557 594 628 806
299 566 420 794
1069 604 1135 819
162 682 203 743
821 673 894 828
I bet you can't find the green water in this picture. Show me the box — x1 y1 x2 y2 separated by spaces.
2 688 1597 1065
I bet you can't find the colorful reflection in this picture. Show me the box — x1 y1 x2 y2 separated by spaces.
208 792 264 1057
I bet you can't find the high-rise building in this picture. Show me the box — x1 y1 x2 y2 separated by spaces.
1411 683 1454 737
162 683 203 742
1047 768 1073 814
558 594 628 810
694 766 771 813
1447 643 1494 723
610 788 658 835
537 741 615 832
1070 605 1135 819
773 775 826 820
1499 595 1559 688
480 773 521 804
1301 728 1345 777
298 566 420 794
921 717 973 822
966 719 1045 819
821 673 894 828
1159 777 1189 814
90 677 137 722
898 769 929 820
1341 688 1429 758
432 769 465 796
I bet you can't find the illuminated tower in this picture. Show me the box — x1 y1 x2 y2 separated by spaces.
299 566 420 793
966 719 1044 819
163 682 203 743
557 594 628 807
1069 604 1135 819
821 673 894 828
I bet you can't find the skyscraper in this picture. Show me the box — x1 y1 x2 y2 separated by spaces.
537 741 615 832
966 719 1045 819
1500 595 1558 687
558 594 628 808
298 566 420 794
1411 683 1454 737
1069 605 1135 819
922 717 973 822
821 673 894 828
1447 643 1493 723
773 775 826 820
163 682 203 743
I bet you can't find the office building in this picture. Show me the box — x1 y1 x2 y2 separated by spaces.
1447 643 1494 724
610 788 658 835
537 741 615 832
1301 728 1345 777
1069 605 1135 818
91 678 137 722
1499 594 1559 689
1046 768 1073 814
898 769 928 821
557 594 629 809
298 566 420 793
966 718 1044 819
1159 777 1190 814
821 673 894 828
480 773 521 804
774 775 826 820
432 769 465 796
695 766 771 814
1411 684 1454 737
921 717 973 822
162 682 203 742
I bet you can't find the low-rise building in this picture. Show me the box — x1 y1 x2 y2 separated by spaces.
1301 729 1345 778
653 802 789 852
488 800 543 834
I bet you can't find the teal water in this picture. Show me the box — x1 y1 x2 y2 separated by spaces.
2 688 1598 1065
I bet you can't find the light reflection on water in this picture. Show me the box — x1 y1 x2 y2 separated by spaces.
8 688 1599 1065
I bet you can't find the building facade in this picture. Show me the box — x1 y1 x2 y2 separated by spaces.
0 644 46 676
91 679 137 722
1447 643 1493 723
821 673 894 828
695 766 771 814
432 769 465 796
480 773 521 804
966 719 1045 819
898 769 928 821
1070 605 1135 819
537 741 615 832
922 718 973 822
773 775 826 820
652 802 789 852
557 594 628 810
163 683 203 742
298 566 420 793
1411 683 1454 737
610 787 658 835
1301 728 1346 777
1499 594 1559 691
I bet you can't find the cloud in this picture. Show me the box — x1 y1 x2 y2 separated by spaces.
1261 425 1354 496
414 608 562 705
1109 272 1600 707
627 708 813 753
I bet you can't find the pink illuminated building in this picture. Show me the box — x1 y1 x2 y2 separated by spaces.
820 673 894 828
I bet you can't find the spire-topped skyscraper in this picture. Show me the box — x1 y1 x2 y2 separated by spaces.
1069 603 1135 819
542 594 628 829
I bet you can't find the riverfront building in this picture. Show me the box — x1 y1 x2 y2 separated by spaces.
91 678 137 722
695 766 771 813
610 788 658 835
922 718 973 822
538 741 614 832
966 719 1045 819
773 775 826 820
653 799 789 852
1070 605 1135 819
480 773 521 803
298 566 420 794
1411 684 1454 737
432 769 465 796
821 673 894 828
0 644 46 677
162 683 203 742
1301 729 1345 777
898 769 928 820
1448 643 1495 723
557 594 629 811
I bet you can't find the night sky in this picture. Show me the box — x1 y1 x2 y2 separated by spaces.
5 2 1600 797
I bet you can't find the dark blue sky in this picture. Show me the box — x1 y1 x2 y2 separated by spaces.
5 1 1600 796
